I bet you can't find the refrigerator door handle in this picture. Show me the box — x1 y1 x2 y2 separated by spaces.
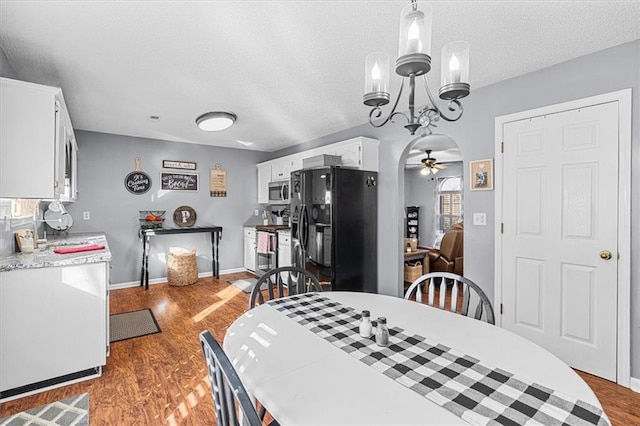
301 204 309 250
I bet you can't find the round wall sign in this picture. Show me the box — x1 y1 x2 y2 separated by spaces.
125 172 151 194
125 158 151 194
173 205 197 227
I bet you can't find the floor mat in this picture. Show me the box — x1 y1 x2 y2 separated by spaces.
109 308 161 343
0 393 88 425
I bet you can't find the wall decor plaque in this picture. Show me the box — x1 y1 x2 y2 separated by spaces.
125 157 152 194
173 205 197 227
210 164 227 197
163 160 196 170
161 173 199 191
470 159 494 191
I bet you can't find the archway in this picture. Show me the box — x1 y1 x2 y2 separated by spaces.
400 134 463 291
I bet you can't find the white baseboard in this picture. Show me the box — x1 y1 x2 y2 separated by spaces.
630 376 640 393
109 267 250 289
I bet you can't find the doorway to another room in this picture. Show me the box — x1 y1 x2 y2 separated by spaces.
403 134 464 286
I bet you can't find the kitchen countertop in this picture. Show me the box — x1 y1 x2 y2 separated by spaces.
0 232 111 272
253 225 291 232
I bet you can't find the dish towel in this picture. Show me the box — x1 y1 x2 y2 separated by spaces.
54 244 105 254
257 232 270 254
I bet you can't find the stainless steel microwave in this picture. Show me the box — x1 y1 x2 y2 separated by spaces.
268 180 290 204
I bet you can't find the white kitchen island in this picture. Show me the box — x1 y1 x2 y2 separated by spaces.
0 233 111 401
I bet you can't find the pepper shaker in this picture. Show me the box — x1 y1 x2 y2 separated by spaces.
359 310 373 337
375 317 389 347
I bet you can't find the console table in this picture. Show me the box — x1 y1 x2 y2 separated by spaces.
403 248 430 278
139 226 223 290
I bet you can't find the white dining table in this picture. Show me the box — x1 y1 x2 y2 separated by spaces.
223 292 607 425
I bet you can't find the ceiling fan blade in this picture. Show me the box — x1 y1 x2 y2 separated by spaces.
435 164 448 169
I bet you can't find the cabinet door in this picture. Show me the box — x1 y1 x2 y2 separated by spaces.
0 79 58 199
0 263 107 391
335 141 362 168
59 112 78 201
244 228 256 271
271 160 287 181
290 155 303 173
277 232 292 268
257 163 271 203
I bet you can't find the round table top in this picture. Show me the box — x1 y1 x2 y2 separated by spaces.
224 291 604 425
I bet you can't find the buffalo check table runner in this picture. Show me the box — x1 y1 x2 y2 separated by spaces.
268 294 610 426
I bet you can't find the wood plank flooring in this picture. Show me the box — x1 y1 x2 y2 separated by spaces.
1 273 638 425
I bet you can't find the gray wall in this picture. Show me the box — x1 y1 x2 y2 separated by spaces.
271 40 640 378
404 162 463 247
65 130 267 284
0 47 17 79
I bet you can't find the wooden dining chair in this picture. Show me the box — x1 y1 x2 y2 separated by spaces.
404 272 495 325
199 331 263 426
249 266 323 309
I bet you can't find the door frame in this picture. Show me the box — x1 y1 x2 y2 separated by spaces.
494 89 632 387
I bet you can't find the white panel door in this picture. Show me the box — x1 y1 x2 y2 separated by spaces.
501 101 618 381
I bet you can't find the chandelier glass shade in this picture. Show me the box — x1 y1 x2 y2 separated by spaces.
363 0 470 136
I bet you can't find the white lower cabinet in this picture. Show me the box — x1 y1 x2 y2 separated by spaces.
277 231 291 268
0 262 108 399
244 227 256 272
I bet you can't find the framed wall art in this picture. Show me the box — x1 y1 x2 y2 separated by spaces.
160 172 199 191
469 159 494 191
162 160 197 170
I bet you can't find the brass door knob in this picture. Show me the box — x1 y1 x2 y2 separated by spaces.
599 250 613 260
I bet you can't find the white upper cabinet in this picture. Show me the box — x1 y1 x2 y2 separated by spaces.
256 137 379 204
257 163 271 204
0 78 77 200
271 154 304 182
270 159 289 182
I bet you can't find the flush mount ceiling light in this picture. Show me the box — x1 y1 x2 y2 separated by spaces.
195 111 237 131
363 0 470 136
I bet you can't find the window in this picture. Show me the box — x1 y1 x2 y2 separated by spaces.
435 176 463 236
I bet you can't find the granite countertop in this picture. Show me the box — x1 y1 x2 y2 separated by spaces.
0 232 112 272
252 225 291 231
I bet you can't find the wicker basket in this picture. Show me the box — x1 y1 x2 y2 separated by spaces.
404 261 423 283
167 249 198 286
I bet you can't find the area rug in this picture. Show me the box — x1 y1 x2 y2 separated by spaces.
0 392 88 425
109 308 161 343
228 278 266 294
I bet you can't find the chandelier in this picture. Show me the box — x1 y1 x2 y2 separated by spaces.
363 0 470 136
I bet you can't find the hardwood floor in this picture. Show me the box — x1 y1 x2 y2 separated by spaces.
1 273 638 425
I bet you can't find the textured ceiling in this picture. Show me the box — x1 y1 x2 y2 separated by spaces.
1 1 638 152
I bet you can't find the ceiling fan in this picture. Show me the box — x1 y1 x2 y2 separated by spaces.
420 150 448 175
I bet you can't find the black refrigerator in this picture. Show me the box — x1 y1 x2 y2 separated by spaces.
290 167 377 293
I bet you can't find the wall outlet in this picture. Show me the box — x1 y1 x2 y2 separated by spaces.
83 211 90 220
255 209 259 216
473 212 486 226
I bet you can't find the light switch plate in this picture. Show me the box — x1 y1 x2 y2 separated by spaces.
473 212 486 226
83 211 90 220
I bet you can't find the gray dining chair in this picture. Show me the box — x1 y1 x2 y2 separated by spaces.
404 272 495 325
199 331 262 426
249 266 323 309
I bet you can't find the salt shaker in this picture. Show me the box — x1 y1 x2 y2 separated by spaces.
375 317 389 347
359 310 373 337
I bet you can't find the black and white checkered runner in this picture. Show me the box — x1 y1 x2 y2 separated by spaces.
269 294 610 426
